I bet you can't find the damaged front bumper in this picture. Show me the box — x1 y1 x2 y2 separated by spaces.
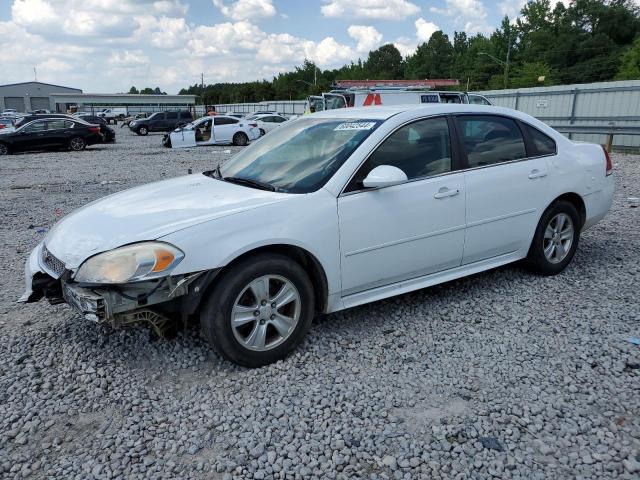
20 243 217 326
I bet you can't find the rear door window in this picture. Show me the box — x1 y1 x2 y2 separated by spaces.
180 111 192 119
455 115 526 168
214 117 239 125
521 123 557 156
166 112 178 120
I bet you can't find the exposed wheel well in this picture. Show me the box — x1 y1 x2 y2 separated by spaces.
207 245 329 314
552 193 586 228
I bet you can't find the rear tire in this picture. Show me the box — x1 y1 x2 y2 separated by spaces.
137 126 149 136
200 253 315 368
259 128 266 136
525 200 581 276
232 132 248 146
68 136 86 151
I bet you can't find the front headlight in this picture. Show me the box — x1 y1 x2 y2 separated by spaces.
74 242 184 284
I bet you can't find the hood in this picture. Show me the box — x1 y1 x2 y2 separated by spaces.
45 174 290 269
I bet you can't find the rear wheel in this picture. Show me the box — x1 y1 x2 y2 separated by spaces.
525 200 581 275
232 132 248 146
68 136 86 151
200 253 315 367
137 126 149 136
259 128 266 136
0 143 8 155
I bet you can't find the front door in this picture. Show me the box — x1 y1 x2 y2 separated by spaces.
147 113 165 132
14 120 49 151
338 116 466 295
455 114 552 264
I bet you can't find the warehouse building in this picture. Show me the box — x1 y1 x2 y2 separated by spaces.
0 81 82 112
50 93 196 115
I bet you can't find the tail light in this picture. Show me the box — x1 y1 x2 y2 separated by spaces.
249 123 257 128
602 145 613 176
0 125 5 129
89 126 101 134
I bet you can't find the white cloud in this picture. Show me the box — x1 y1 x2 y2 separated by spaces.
415 18 439 42
321 0 420 21
108 50 150 68
212 0 276 21
347 25 383 53
498 0 526 18
430 0 492 35
394 37 418 57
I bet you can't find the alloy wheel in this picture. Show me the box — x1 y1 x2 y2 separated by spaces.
70 137 85 151
231 275 301 352
543 213 574 263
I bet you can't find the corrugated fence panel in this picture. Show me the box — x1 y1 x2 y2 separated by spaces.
480 80 640 148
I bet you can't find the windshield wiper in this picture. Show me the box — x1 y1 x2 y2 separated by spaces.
223 176 277 192
203 164 222 180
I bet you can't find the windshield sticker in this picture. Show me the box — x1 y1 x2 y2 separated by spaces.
334 122 376 131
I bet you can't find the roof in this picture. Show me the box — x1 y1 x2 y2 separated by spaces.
311 103 528 120
0 81 81 91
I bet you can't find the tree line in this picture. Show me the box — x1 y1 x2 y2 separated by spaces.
178 0 640 104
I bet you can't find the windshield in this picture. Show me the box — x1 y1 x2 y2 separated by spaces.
218 117 382 193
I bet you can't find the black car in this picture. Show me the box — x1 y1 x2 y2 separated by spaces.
0 118 103 155
74 115 116 143
129 110 193 136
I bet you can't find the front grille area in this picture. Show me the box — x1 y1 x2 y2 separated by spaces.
41 245 66 278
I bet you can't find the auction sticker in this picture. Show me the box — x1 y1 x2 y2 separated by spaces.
334 122 376 131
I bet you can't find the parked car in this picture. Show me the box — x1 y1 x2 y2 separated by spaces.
121 112 148 128
2 108 18 115
245 113 288 135
129 111 193 136
0 117 15 131
162 115 260 148
227 112 246 119
19 104 614 367
0 118 102 154
97 108 127 124
73 114 116 143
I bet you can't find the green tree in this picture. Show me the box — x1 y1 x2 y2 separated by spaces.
364 44 404 79
405 31 454 79
128 86 139 94
509 62 556 87
616 37 640 79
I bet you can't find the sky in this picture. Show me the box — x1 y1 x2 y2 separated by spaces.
0 0 572 93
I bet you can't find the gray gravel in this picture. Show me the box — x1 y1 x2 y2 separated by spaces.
1 129 639 479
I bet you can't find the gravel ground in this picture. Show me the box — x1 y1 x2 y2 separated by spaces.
0 129 639 480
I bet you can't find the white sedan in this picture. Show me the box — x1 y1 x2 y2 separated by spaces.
20 104 614 367
165 115 260 148
245 113 288 136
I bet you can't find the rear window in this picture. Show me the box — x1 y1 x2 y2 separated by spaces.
522 123 556 156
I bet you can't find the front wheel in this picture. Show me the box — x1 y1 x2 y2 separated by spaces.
232 132 248 146
137 126 149 136
525 200 581 275
0 143 9 155
259 128 266 137
68 136 86 151
200 253 315 367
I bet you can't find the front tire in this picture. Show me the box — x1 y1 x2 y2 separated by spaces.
232 132 248 146
137 126 149 136
259 128 266 136
200 253 315 367
525 200 581 275
0 142 9 155
68 136 86 151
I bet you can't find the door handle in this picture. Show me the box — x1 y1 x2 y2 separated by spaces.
434 187 460 199
528 169 547 179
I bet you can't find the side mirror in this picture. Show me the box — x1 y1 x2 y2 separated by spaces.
362 165 408 189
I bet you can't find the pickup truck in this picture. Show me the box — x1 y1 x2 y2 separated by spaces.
97 108 127 124
128 111 193 136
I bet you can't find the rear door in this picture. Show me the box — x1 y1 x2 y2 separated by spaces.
456 114 553 264
164 111 179 130
45 119 75 147
213 116 239 142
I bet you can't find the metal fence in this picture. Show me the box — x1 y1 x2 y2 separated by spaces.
480 80 640 149
210 101 306 116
